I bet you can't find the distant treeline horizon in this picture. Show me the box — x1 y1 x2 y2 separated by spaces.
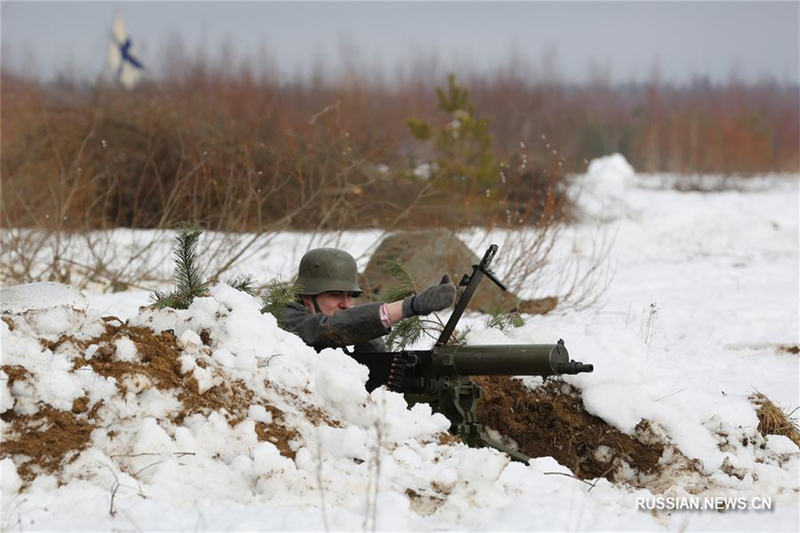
2 63 797 231
5 61 796 173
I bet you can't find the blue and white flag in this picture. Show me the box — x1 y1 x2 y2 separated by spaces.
107 13 144 88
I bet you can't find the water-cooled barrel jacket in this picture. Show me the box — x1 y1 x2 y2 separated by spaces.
276 301 389 352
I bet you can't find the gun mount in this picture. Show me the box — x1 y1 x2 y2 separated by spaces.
349 245 594 463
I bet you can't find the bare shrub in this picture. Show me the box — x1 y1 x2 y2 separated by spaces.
2 68 605 302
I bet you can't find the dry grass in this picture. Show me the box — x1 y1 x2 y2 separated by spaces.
2 63 796 294
748 391 800 447
3 66 797 234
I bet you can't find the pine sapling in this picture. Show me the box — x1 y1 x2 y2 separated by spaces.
260 280 300 317
380 259 459 349
151 229 261 310
487 303 525 331
381 260 424 350
226 274 258 296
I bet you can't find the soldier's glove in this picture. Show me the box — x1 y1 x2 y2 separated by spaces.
402 275 457 317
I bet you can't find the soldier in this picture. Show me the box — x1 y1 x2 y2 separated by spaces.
277 248 456 352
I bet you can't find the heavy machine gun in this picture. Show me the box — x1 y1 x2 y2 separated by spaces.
349 245 594 462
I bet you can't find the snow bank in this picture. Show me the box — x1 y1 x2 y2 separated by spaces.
2 278 798 531
572 153 636 221
0 282 89 338
0 282 531 531
1 171 798 530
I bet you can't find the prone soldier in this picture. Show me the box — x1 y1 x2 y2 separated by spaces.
276 248 456 352
274 245 594 462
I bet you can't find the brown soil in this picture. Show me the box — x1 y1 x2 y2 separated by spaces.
436 432 462 446
272 384 343 429
2 321 314 485
71 396 89 414
405 487 446 516
176 374 253 424
475 377 671 481
1 364 32 386
42 334 90 353
255 417 300 459
76 323 304 450
72 323 183 393
0 405 96 482
302 405 342 428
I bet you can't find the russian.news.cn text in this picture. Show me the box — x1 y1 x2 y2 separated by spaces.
636 496 773 512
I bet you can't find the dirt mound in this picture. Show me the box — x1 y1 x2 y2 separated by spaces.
70 322 184 393
1 320 304 483
358 230 557 314
1 403 96 481
1 364 93 482
475 376 703 488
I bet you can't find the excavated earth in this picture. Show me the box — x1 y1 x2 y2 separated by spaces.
475 376 709 491
3 318 720 495
0 320 300 484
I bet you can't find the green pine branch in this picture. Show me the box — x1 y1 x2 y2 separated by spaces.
379 260 417 303
174 229 205 294
151 230 268 311
152 228 259 310
386 316 425 350
226 274 258 295
260 280 300 318
380 260 460 348
486 303 526 331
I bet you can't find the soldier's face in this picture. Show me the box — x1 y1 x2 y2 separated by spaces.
310 291 355 316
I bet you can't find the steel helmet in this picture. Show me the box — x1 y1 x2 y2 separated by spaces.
297 248 362 296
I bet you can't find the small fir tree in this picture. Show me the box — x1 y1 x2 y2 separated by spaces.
151 229 259 309
380 260 463 349
407 74 502 189
260 280 300 318
486 306 526 331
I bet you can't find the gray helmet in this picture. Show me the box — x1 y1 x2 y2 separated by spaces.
297 248 362 296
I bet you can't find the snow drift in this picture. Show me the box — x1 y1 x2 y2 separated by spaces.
1 159 798 531
2 279 797 531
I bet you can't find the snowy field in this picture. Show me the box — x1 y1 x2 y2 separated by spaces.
1 155 798 531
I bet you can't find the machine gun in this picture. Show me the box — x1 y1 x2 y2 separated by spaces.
349 244 593 463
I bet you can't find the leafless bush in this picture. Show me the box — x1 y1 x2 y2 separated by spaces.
2 68 605 304
460 143 615 312
0 74 433 288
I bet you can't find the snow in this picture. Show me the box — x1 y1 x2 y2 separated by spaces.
1 156 798 531
0 282 87 315
570 152 636 221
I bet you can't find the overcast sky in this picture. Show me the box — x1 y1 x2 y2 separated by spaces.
2 1 798 85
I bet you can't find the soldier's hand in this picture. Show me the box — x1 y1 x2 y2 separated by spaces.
402 275 457 317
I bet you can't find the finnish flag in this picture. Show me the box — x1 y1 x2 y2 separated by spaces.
107 13 144 88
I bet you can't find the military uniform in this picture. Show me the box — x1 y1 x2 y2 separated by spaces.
277 301 389 352
274 247 455 354
274 248 389 352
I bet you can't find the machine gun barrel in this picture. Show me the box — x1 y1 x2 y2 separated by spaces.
348 243 595 464
432 339 593 377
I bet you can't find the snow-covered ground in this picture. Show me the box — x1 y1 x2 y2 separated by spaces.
1 155 798 531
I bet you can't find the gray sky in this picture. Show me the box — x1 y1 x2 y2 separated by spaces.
2 1 798 85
